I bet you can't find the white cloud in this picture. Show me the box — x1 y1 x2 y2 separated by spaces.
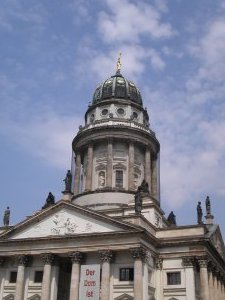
0 112 81 169
98 0 174 44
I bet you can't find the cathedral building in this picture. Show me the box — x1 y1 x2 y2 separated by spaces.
0 62 225 300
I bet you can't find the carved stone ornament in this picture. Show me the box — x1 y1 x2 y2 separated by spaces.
99 250 113 263
198 256 209 268
155 257 163 270
68 251 83 263
17 255 31 266
41 253 56 265
130 247 146 261
182 256 195 267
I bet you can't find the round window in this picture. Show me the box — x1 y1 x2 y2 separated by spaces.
117 108 125 115
101 109 109 116
133 111 138 119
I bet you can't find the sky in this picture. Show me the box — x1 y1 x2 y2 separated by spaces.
0 0 225 237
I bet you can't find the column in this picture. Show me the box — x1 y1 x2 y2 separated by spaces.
106 139 113 188
15 255 30 300
99 250 113 300
151 155 158 199
198 257 210 300
208 265 215 300
74 153 81 195
69 251 83 300
130 247 146 300
128 142 134 190
182 257 196 300
144 148 151 190
218 276 221 300
41 253 55 300
86 144 93 191
212 269 219 300
155 257 163 300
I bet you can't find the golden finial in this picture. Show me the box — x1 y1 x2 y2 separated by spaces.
116 52 122 74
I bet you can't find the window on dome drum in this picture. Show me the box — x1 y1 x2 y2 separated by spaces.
117 108 125 116
101 108 109 116
115 170 123 188
9 271 17 283
167 272 181 285
132 111 138 119
119 268 134 281
34 271 43 283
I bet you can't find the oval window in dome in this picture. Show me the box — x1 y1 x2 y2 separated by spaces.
132 111 138 119
101 108 109 116
117 108 125 116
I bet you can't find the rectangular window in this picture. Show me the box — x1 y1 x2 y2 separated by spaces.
115 170 123 188
9 271 17 283
167 272 181 285
34 271 43 283
119 268 134 281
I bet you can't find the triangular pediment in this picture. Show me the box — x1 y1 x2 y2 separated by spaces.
208 225 225 259
28 294 41 300
3 294 14 300
1 201 140 240
115 294 133 300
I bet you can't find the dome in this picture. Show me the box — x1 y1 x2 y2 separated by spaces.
92 72 143 106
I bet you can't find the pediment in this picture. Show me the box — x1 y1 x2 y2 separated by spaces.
28 295 41 300
3 294 14 300
115 294 133 300
208 225 225 259
1 201 139 240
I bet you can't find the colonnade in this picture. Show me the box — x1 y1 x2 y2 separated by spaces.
73 141 159 200
0 247 146 300
182 256 225 300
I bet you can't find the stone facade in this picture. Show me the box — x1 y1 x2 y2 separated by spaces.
0 70 225 300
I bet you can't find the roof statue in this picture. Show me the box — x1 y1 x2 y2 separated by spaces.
197 201 203 224
42 192 55 209
63 170 72 192
167 211 177 226
134 186 142 215
205 196 211 215
3 206 10 226
139 179 150 194
116 52 122 74
205 195 214 225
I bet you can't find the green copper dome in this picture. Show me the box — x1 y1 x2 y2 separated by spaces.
92 72 143 106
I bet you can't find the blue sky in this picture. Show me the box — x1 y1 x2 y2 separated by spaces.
0 0 225 236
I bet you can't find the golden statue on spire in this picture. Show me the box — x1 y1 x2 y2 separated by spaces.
116 52 122 73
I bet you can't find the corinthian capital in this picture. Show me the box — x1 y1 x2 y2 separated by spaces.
99 250 113 263
182 256 195 267
17 255 31 266
197 256 209 268
130 247 146 261
68 251 83 263
155 257 163 270
41 253 56 265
